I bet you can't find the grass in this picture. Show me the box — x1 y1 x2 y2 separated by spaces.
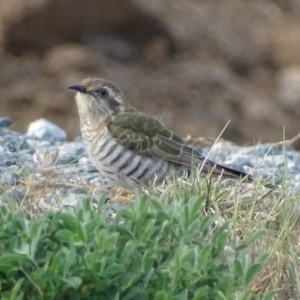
0 154 299 299
158 174 300 298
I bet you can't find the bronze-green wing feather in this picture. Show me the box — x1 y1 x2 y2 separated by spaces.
107 112 255 180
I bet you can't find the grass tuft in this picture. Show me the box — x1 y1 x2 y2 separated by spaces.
0 162 299 299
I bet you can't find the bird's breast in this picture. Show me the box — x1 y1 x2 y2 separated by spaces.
81 127 177 189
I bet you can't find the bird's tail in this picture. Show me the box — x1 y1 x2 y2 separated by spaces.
200 160 275 189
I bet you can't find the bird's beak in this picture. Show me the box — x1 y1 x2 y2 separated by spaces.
68 85 87 93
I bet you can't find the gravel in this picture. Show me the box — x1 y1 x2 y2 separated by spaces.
200 142 299 187
0 116 299 214
0 117 13 128
27 118 67 143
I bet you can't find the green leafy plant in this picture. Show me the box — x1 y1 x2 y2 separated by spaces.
0 189 274 300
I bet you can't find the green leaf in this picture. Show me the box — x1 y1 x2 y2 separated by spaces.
224 279 235 299
134 195 148 216
237 229 266 251
183 205 190 228
156 211 171 223
9 278 25 300
29 218 44 257
76 222 87 243
138 219 155 242
198 244 211 271
55 229 80 244
115 225 135 240
245 263 262 285
256 253 269 264
105 285 119 299
174 289 188 300
96 228 109 247
154 290 172 300
216 291 227 300
237 252 249 276
12 214 26 232
200 215 217 236
211 222 230 250
191 196 205 215
15 243 30 256
50 250 67 273
97 192 109 208
141 249 156 272
143 268 155 287
234 259 244 277
150 199 165 212
0 254 23 268
63 276 82 289
62 249 76 278
193 286 210 299
120 243 134 264
132 251 142 270
108 232 120 247
59 213 78 231
122 287 142 300
119 209 136 221
102 264 125 277
48 212 61 231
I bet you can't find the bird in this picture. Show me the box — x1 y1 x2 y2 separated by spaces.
69 78 274 190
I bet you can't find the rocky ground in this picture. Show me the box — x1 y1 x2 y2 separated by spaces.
1 116 300 214
1 0 300 145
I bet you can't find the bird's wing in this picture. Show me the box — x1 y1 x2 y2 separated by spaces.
107 112 249 179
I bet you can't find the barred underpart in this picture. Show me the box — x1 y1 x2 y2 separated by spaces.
81 125 177 190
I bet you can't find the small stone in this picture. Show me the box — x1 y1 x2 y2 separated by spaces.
27 118 67 143
5 187 26 201
60 193 90 209
57 187 87 198
227 163 246 173
43 193 54 205
3 138 34 154
257 169 283 185
102 203 128 221
18 139 34 153
102 203 125 214
238 144 281 157
44 187 89 207
210 142 240 154
27 139 52 148
291 175 300 197
56 142 85 165
201 150 227 164
261 155 288 168
0 168 20 185
0 152 18 167
3 142 15 152
285 150 300 161
224 154 255 168
81 172 105 183
18 153 36 168
78 156 98 172
0 117 13 128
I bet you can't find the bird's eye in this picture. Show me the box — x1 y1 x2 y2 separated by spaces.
98 87 109 97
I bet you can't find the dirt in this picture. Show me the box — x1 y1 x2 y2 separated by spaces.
1 0 300 145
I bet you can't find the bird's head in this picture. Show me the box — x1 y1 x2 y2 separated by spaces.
69 78 131 122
